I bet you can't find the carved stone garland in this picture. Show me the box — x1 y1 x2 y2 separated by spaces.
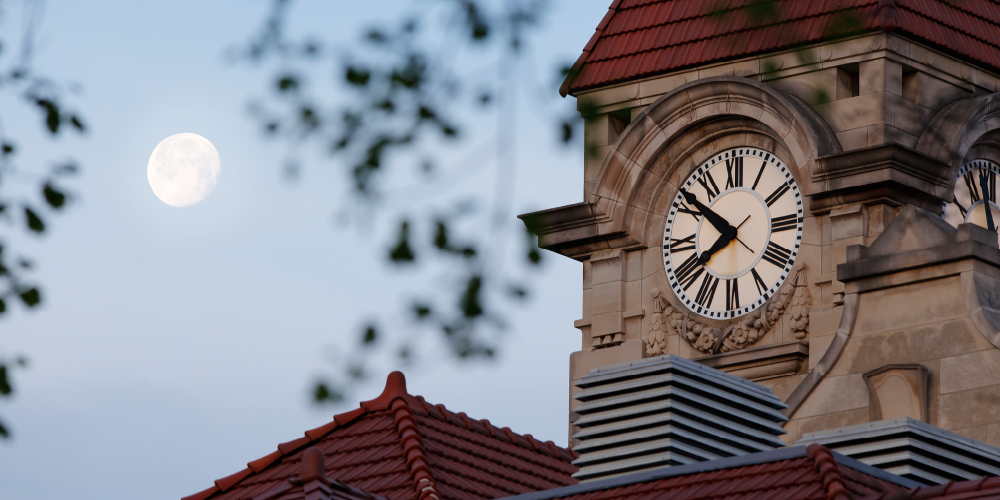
645 268 811 356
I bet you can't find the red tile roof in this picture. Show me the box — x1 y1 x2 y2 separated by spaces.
561 0 1000 96
182 372 578 500
250 447 387 500
504 443 917 500
899 476 1000 499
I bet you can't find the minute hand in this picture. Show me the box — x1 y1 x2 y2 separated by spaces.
683 191 734 233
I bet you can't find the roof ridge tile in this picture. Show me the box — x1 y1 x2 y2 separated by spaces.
807 443 852 500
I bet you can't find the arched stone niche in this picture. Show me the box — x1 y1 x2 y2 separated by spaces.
588 76 842 248
917 92 1000 174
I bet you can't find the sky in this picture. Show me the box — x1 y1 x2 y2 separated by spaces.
0 1 609 499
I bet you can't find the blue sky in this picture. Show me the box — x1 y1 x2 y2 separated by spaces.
0 1 609 498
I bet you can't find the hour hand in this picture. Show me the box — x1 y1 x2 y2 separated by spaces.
699 227 736 265
682 190 734 234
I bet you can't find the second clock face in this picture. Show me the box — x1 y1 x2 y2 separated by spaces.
944 159 1000 235
663 147 803 319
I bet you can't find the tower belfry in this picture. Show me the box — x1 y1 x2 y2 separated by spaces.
520 0 1000 453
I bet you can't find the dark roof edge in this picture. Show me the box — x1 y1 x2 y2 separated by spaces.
498 445 921 500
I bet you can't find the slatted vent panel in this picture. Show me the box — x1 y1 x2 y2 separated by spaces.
571 355 788 481
797 417 1000 485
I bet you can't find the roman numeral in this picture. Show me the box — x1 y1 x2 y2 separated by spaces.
726 157 743 189
674 253 704 291
697 171 721 200
761 240 792 268
965 172 982 203
765 182 791 206
726 278 740 311
751 268 767 295
676 202 700 221
695 274 719 308
751 161 767 190
982 170 997 202
954 196 968 218
771 214 797 232
667 233 696 252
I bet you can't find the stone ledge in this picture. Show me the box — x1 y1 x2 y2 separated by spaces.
810 144 951 213
693 341 809 382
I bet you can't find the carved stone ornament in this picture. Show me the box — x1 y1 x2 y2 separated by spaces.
649 267 811 355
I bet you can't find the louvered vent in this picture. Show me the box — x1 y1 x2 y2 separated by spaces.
571 354 788 481
797 417 1000 485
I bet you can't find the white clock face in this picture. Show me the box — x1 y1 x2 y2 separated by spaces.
944 159 1000 236
663 147 803 319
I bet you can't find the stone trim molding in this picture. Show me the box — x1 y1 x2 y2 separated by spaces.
916 93 1000 170
810 144 952 214
520 76 840 260
694 341 809 382
783 291 860 418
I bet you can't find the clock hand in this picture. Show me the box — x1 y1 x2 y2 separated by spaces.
682 190 735 235
980 173 996 232
699 226 737 265
734 215 754 252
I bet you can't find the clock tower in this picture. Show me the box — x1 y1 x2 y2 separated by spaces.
521 0 1000 447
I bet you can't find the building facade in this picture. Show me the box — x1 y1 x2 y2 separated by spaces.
520 0 1000 447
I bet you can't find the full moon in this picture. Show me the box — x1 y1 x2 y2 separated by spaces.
147 133 221 207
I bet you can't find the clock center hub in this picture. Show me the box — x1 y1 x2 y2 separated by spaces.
695 187 770 279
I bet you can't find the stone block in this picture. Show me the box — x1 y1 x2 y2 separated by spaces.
809 333 835 370
829 329 911 376
988 423 1000 448
830 204 867 240
940 350 1000 394
954 425 988 444
624 280 641 312
853 276 967 336
638 70 694 100
585 145 613 183
569 340 644 380
836 127 869 151
591 311 624 338
581 288 591 318
816 93 884 133
916 72 972 112
583 260 593 290
591 250 623 285
802 215 823 246
811 305 843 336
768 68 839 105
797 408 869 437
590 281 623 315
892 97 935 137
939 385 1000 430
626 250 642 281
794 374 869 419
863 364 929 421
910 318 995 362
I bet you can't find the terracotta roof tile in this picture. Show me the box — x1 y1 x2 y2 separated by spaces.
184 372 578 500
561 0 1000 96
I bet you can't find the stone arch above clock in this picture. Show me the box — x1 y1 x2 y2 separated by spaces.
575 76 840 258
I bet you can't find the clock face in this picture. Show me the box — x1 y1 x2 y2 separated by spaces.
944 159 1000 235
663 147 803 319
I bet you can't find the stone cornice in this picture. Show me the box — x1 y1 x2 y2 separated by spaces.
809 144 952 214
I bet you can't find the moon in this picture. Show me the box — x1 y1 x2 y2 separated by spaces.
147 133 221 207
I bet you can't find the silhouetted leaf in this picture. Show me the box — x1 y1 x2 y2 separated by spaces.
1 142 13 155
561 121 573 143
345 66 370 86
35 99 60 134
0 298 6 314
19 288 40 307
361 325 378 345
413 303 432 318
0 365 10 395
70 115 86 132
277 75 299 92
24 208 44 233
388 221 415 263
459 275 483 318
313 382 343 403
43 184 66 209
